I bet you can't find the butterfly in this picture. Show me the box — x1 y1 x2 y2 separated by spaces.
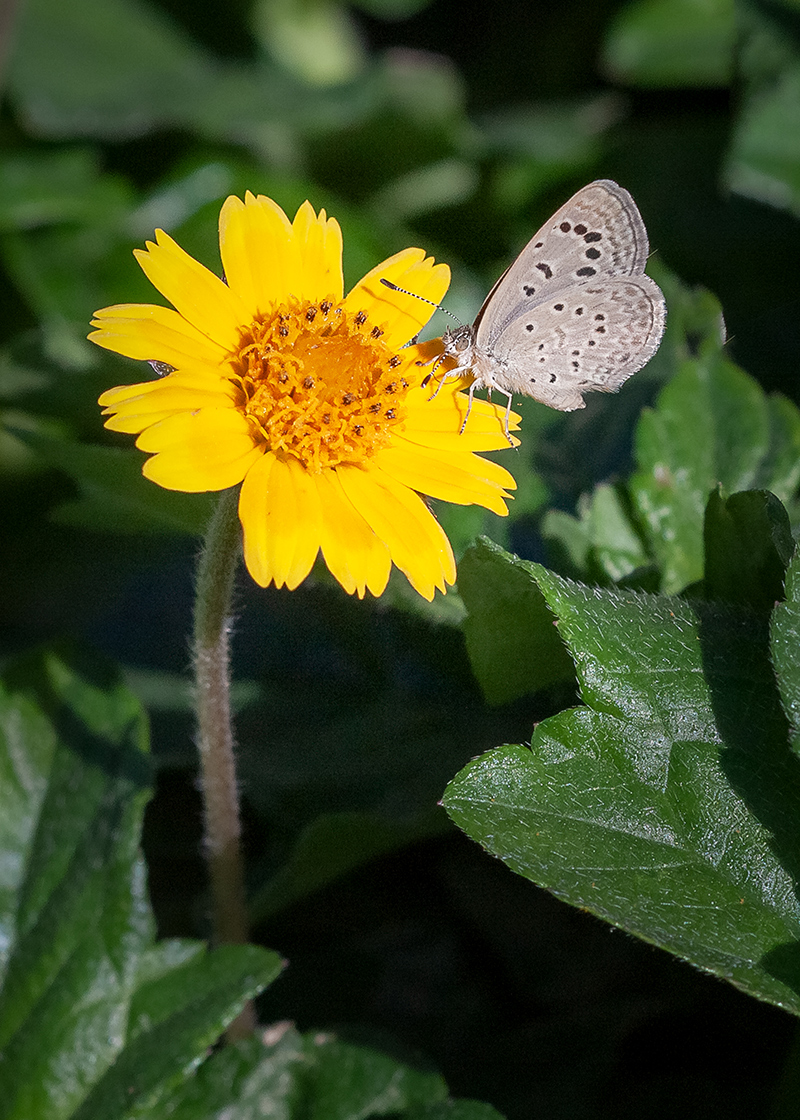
390 180 666 442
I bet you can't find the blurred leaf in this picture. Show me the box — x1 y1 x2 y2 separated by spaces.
724 6 800 214
480 96 623 163
381 49 465 127
16 431 217 535
9 0 217 139
405 1105 506 1120
0 409 69 476
726 60 800 216
121 666 262 716
0 151 134 365
541 278 800 592
543 483 650 585
703 488 794 608
253 0 365 86
237 678 502 825
771 546 800 755
0 349 53 401
444 558 800 1016
371 159 478 221
0 645 282 1120
158 1025 491 1120
645 263 728 372
303 1033 447 1119
149 1027 307 1120
480 98 622 218
458 537 575 705
353 0 433 17
250 809 446 923
6 0 396 151
601 0 735 87
540 506 592 578
0 150 132 232
2 226 120 363
631 354 800 592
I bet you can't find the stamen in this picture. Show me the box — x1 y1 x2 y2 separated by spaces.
230 297 410 472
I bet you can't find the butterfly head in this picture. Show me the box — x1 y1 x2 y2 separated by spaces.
441 324 476 367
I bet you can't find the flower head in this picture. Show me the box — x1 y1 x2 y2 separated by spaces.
90 193 518 600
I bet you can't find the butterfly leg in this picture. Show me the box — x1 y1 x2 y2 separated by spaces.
458 379 479 434
424 357 458 402
421 355 447 393
500 388 515 445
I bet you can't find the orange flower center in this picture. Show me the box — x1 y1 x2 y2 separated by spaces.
228 297 411 472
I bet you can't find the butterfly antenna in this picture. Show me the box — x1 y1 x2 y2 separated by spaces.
379 278 463 326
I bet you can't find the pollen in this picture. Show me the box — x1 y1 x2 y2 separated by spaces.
229 298 410 472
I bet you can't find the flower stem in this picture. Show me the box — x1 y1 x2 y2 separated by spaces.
193 486 256 1039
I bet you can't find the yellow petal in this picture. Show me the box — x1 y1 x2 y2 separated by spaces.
218 194 300 319
237 453 275 586
106 383 234 413
238 453 322 589
403 390 521 452
315 469 391 598
99 369 228 410
101 384 237 434
344 248 450 350
134 230 250 351
336 464 455 600
137 409 261 491
292 201 344 302
375 439 514 515
90 303 228 372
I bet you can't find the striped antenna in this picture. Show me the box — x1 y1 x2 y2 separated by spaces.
379 278 463 326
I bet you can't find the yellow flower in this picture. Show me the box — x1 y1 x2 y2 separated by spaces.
90 193 518 600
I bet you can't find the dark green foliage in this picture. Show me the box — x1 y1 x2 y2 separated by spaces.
6 0 800 1116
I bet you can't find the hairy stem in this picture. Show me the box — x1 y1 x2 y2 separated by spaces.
193 487 256 1039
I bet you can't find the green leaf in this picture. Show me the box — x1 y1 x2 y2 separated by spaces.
457 538 576 705
305 1034 448 1119
0 645 282 1120
253 0 365 86
443 566 800 1016
630 355 800 592
72 945 282 1120
249 809 445 924
405 1104 507 1120
771 547 800 755
159 1025 496 1120
703 488 795 608
0 149 131 233
542 483 650 586
151 1028 307 1120
724 6 800 216
601 0 735 88
0 646 152 1119
8 0 218 139
17 432 216 535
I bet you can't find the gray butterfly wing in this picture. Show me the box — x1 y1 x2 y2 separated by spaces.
472 179 665 410
474 180 650 342
487 275 666 411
